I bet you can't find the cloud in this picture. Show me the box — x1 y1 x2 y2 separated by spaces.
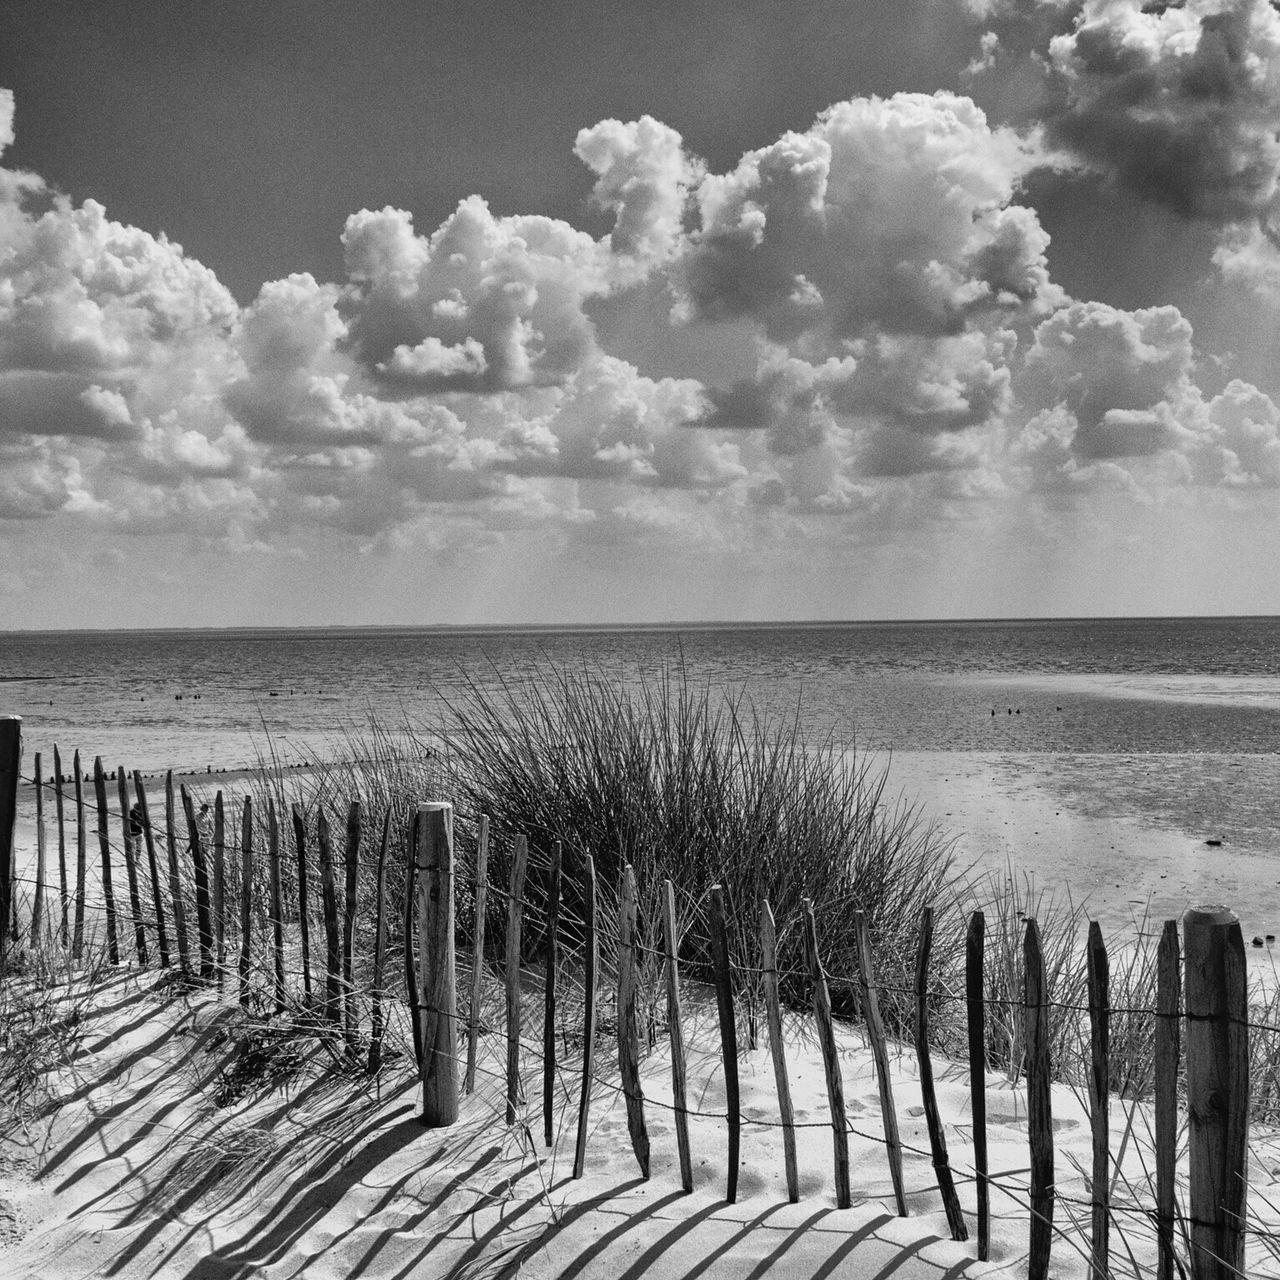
4 73 1280 583
1044 0 1280 223
575 115 700 281
967 2 1280 302
678 92 1059 342
340 198 603 394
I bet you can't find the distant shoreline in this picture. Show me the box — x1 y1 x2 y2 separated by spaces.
3 612 1278 638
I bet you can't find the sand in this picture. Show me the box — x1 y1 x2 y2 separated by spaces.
5 751 1280 1278
7 959 1278 1280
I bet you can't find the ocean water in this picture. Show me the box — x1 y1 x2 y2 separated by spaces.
4 617 1279 929
2 616 1278 774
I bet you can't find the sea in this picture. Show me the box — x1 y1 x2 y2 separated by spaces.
3 617 1279 932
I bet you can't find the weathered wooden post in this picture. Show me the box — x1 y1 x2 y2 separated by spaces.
915 904 966 1241
1024 917 1054 1280
0 716 19 965
117 768 147 965
1086 921 1111 1278
367 807 392 1075
504 834 528 1124
317 810 341 1028
806 897 852 1209
31 750 46 945
93 757 120 964
1155 919 1182 1280
760 899 798 1203
343 801 361 1050
164 772 191 976
617 864 650 1178
415 802 458 1127
72 751 87 959
543 839 561 1148
133 773 169 966
291 805 313 1008
1183 906 1248 1280
53 745 68 945
573 854 599 1180
709 884 740 1203
238 796 253 1007
966 910 990 1261
855 910 906 1216
465 814 489 1095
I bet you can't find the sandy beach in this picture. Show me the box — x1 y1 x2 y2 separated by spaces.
5 958 1277 1280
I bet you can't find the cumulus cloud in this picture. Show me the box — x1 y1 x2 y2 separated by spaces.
340 198 603 394
4 72 1280 576
967 1 1280 302
680 93 1058 342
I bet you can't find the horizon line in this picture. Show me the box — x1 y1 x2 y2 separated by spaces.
3 613 1278 637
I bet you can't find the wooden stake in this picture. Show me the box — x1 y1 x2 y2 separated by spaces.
572 853 598 1180
238 797 252 1007
317 809 341 1027
1086 921 1111 1278
0 717 18 964
133 773 169 967
1155 920 1181 1280
1024 917 1054 1280
343 800 361 1050
291 804 313 1008
404 811 422 1066
709 884 740 1203
543 838 561 1148
1183 906 1248 1280
804 897 851 1209
117 768 147 965
212 792 225 983
916 905 966 1240
504 833 528 1124
465 814 489 1095
367 807 392 1074
72 750 86 960
31 751 46 945
617 864 649 1178
415 802 458 1127
93 757 120 965
855 910 907 1216
268 798 285 1010
180 785 213 980
660 877 692 1192
966 910 990 1261
164 772 191 976
53 745 68 946
760 899 799 1203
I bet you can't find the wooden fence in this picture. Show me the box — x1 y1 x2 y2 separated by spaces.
0 714 1262 1280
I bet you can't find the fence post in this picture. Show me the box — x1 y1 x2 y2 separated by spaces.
93 757 120 965
1024 917 1054 1280
465 814 489 1095
504 834 527 1125
416 801 458 1128
31 750 46 945
709 884 740 1203
1183 906 1248 1280
1155 919 1182 1280
0 716 19 964
543 838 561 1148
760 899 799 1203
661 876 691 1192
617 864 650 1178
916 904 966 1240
966 910 990 1260
572 854 599 1180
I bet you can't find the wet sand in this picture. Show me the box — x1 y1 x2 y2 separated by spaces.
887 749 1280 946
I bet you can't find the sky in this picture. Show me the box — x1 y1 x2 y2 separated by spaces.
2 0 1280 628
